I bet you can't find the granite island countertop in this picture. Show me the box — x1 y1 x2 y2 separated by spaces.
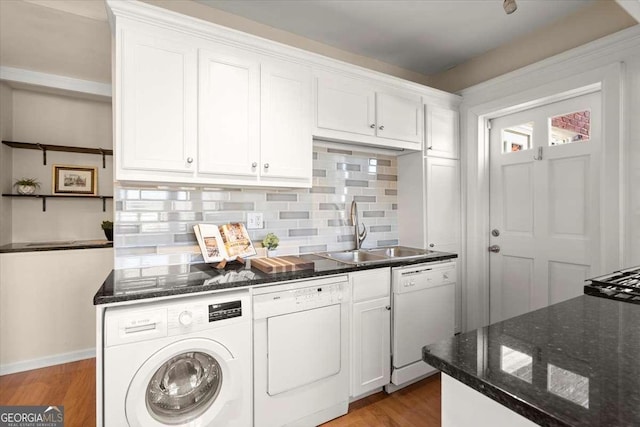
94 251 458 305
423 295 640 427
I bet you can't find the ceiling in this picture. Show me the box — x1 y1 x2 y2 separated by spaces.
196 0 596 75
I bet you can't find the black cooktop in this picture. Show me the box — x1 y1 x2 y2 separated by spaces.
584 266 640 304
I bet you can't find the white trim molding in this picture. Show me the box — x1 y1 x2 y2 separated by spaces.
0 348 95 376
459 27 639 331
616 0 640 22
0 66 111 100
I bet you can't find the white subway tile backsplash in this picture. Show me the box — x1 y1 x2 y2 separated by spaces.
114 146 398 269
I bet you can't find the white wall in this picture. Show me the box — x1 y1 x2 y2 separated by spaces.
0 248 113 374
458 26 640 331
9 89 113 242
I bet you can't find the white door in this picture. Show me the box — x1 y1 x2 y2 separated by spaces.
119 26 197 175
315 73 376 137
375 91 423 144
198 45 260 178
425 106 459 159
426 157 461 253
260 57 312 182
351 298 390 397
489 92 601 323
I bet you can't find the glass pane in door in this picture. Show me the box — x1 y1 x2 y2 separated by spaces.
502 122 533 153
549 110 590 145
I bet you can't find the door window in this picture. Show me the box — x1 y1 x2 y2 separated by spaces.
501 122 533 153
146 351 222 424
549 110 591 145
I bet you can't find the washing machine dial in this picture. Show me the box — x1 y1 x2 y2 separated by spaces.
179 311 193 326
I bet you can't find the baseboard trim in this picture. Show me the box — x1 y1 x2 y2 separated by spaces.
0 348 95 376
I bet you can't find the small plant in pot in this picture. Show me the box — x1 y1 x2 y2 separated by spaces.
13 178 40 195
101 220 114 242
262 233 279 257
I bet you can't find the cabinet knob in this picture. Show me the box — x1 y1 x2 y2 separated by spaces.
370 124 376 128
429 243 435 248
379 125 385 130
427 146 433 150
264 163 270 169
251 162 257 168
186 157 193 164
385 305 391 311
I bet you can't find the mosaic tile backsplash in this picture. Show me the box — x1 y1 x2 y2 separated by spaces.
114 146 398 272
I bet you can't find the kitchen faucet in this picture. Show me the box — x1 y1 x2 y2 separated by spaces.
350 199 367 249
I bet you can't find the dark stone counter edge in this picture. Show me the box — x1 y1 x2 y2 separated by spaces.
422 349 572 427
94 253 458 305
0 242 113 253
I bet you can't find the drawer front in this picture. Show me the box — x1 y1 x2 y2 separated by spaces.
351 268 391 302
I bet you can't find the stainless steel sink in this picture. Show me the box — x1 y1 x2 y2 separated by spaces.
318 246 437 265
317 250 389 265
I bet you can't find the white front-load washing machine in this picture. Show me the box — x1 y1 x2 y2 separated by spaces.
103 290 251 427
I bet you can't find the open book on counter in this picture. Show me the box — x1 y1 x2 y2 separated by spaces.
193 223 257 263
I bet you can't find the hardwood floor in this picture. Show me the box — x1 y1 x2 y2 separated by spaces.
0 359 441 427
0 358 96 427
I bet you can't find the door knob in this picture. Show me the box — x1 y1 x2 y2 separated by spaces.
488 245 501 253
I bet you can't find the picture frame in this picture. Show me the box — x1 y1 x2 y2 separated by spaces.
52 165 97 196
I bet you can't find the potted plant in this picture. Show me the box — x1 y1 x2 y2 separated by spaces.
262 233 279 257
13 178 40 195
101 220 114 241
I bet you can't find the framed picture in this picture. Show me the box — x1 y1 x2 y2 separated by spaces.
52 165 97 195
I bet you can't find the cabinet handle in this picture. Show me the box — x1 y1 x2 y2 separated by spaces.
385 306 391 311
379 125 385 130
264 163 270 169
429 243 435 248
370 124 376 128
251 162 257 168
186 157 193 164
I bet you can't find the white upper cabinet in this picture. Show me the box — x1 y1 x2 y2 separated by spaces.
314 72 423 151
113 20 312 187
316 73 376 137
375 91 423 144
117 24 198 180
198 44 260 179
260 58 312 184
425 106 459 159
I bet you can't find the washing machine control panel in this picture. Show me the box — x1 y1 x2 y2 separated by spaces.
208 300 242 322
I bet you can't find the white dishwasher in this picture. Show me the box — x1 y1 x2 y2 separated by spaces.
387 261 456 392
253 275 350 427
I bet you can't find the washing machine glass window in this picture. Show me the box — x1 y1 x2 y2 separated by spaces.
146 351 223 424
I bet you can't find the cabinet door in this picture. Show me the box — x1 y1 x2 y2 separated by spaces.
376 91 423 145
316 73 376 137
198 45 260 178
426 157 460 253
119 26 197 177
352 297 391 397
426 106 459 159
260 58 312 184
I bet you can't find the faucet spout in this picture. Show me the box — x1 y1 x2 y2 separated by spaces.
350 199 367 249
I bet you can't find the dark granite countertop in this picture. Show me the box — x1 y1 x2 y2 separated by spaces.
423 295 640 427
0 239 113 253
94 252 457 305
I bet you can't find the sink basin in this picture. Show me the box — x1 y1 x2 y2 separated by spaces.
317 250 389 265
318 246 438 265
367 246 433 259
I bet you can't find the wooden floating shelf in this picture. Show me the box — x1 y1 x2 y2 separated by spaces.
2 194 114 212
2 140 113 168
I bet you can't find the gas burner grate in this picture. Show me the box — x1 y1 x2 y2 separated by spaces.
584 266 640 304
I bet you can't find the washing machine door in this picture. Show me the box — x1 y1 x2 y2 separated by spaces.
125 338 239 427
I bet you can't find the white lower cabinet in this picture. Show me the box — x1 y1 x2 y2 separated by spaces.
350 268 391 398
